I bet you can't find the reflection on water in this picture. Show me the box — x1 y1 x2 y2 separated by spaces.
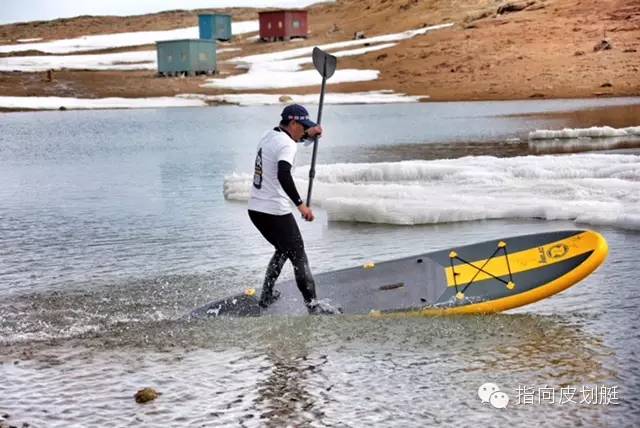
338 136 640 163
505 104 640 129
331 103 640 163
343 139 530 162
529 136 640 154
253 323 320 427
0 311 628 427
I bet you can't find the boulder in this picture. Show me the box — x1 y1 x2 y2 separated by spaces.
593 40 612 52
134 387 160 403
497 1 536 15
353 31 366 40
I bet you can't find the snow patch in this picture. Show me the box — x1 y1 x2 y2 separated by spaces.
202 23 453 90
0 50 157 72
203 68 380 89
178 90 426 105
0 47 240 72
529 126 640 140
0 96 207 110
223 154 640 230
0 20 258 54
529 125 640 153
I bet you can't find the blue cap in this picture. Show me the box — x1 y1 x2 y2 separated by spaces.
281 104 317 129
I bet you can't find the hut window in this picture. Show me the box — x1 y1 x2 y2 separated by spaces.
181 51 187 61
293 20 300 29
199 52 208 61
267 22 271 29
167 55 173 63
278 21 283 29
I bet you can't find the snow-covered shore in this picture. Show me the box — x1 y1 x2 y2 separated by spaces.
0 20 258 54
0 90 426 111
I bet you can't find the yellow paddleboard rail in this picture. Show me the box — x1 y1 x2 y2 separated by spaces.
372 230 609 316
445 230 602 287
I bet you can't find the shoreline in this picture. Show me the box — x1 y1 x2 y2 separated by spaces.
2 93 640 114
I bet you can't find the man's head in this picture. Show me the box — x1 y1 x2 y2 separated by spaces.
280 104 317 142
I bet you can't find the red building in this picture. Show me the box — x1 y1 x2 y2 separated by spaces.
259 10 308 41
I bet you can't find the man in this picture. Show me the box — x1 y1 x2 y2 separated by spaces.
248 104 337 314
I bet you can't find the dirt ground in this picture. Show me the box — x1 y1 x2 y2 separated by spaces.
0 0 638 102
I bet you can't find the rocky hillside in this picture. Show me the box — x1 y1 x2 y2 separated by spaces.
0 0 638 101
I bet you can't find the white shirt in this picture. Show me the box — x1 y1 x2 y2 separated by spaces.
248 128 298 215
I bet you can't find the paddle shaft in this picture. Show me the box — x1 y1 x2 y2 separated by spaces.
306 60 327 207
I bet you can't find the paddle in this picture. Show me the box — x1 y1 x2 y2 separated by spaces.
306 47 337 207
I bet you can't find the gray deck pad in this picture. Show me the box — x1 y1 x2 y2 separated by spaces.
189 230 592 318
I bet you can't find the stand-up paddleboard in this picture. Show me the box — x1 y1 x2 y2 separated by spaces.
190 229 608 318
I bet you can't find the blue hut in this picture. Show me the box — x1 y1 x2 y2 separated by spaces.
199 14 232 41
156 39 216 76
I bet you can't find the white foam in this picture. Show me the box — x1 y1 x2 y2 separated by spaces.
1 324 101 345
223 154 640 230
0 20 258 54
202 23 453 90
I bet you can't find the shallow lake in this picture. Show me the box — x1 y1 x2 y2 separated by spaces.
1 98 639 427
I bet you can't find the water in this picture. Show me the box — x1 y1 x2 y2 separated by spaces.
0 98 639 427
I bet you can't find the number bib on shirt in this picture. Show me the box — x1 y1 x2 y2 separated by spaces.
253 148 263 189
247 129 298 215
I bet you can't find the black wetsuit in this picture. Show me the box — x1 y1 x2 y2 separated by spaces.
248 127 317 306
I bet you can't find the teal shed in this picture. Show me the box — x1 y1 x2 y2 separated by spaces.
156 39 216 76
199 14 232 41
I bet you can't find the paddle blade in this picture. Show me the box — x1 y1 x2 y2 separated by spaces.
312 47 337 79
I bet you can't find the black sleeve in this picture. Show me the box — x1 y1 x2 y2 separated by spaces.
277 160 303 206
